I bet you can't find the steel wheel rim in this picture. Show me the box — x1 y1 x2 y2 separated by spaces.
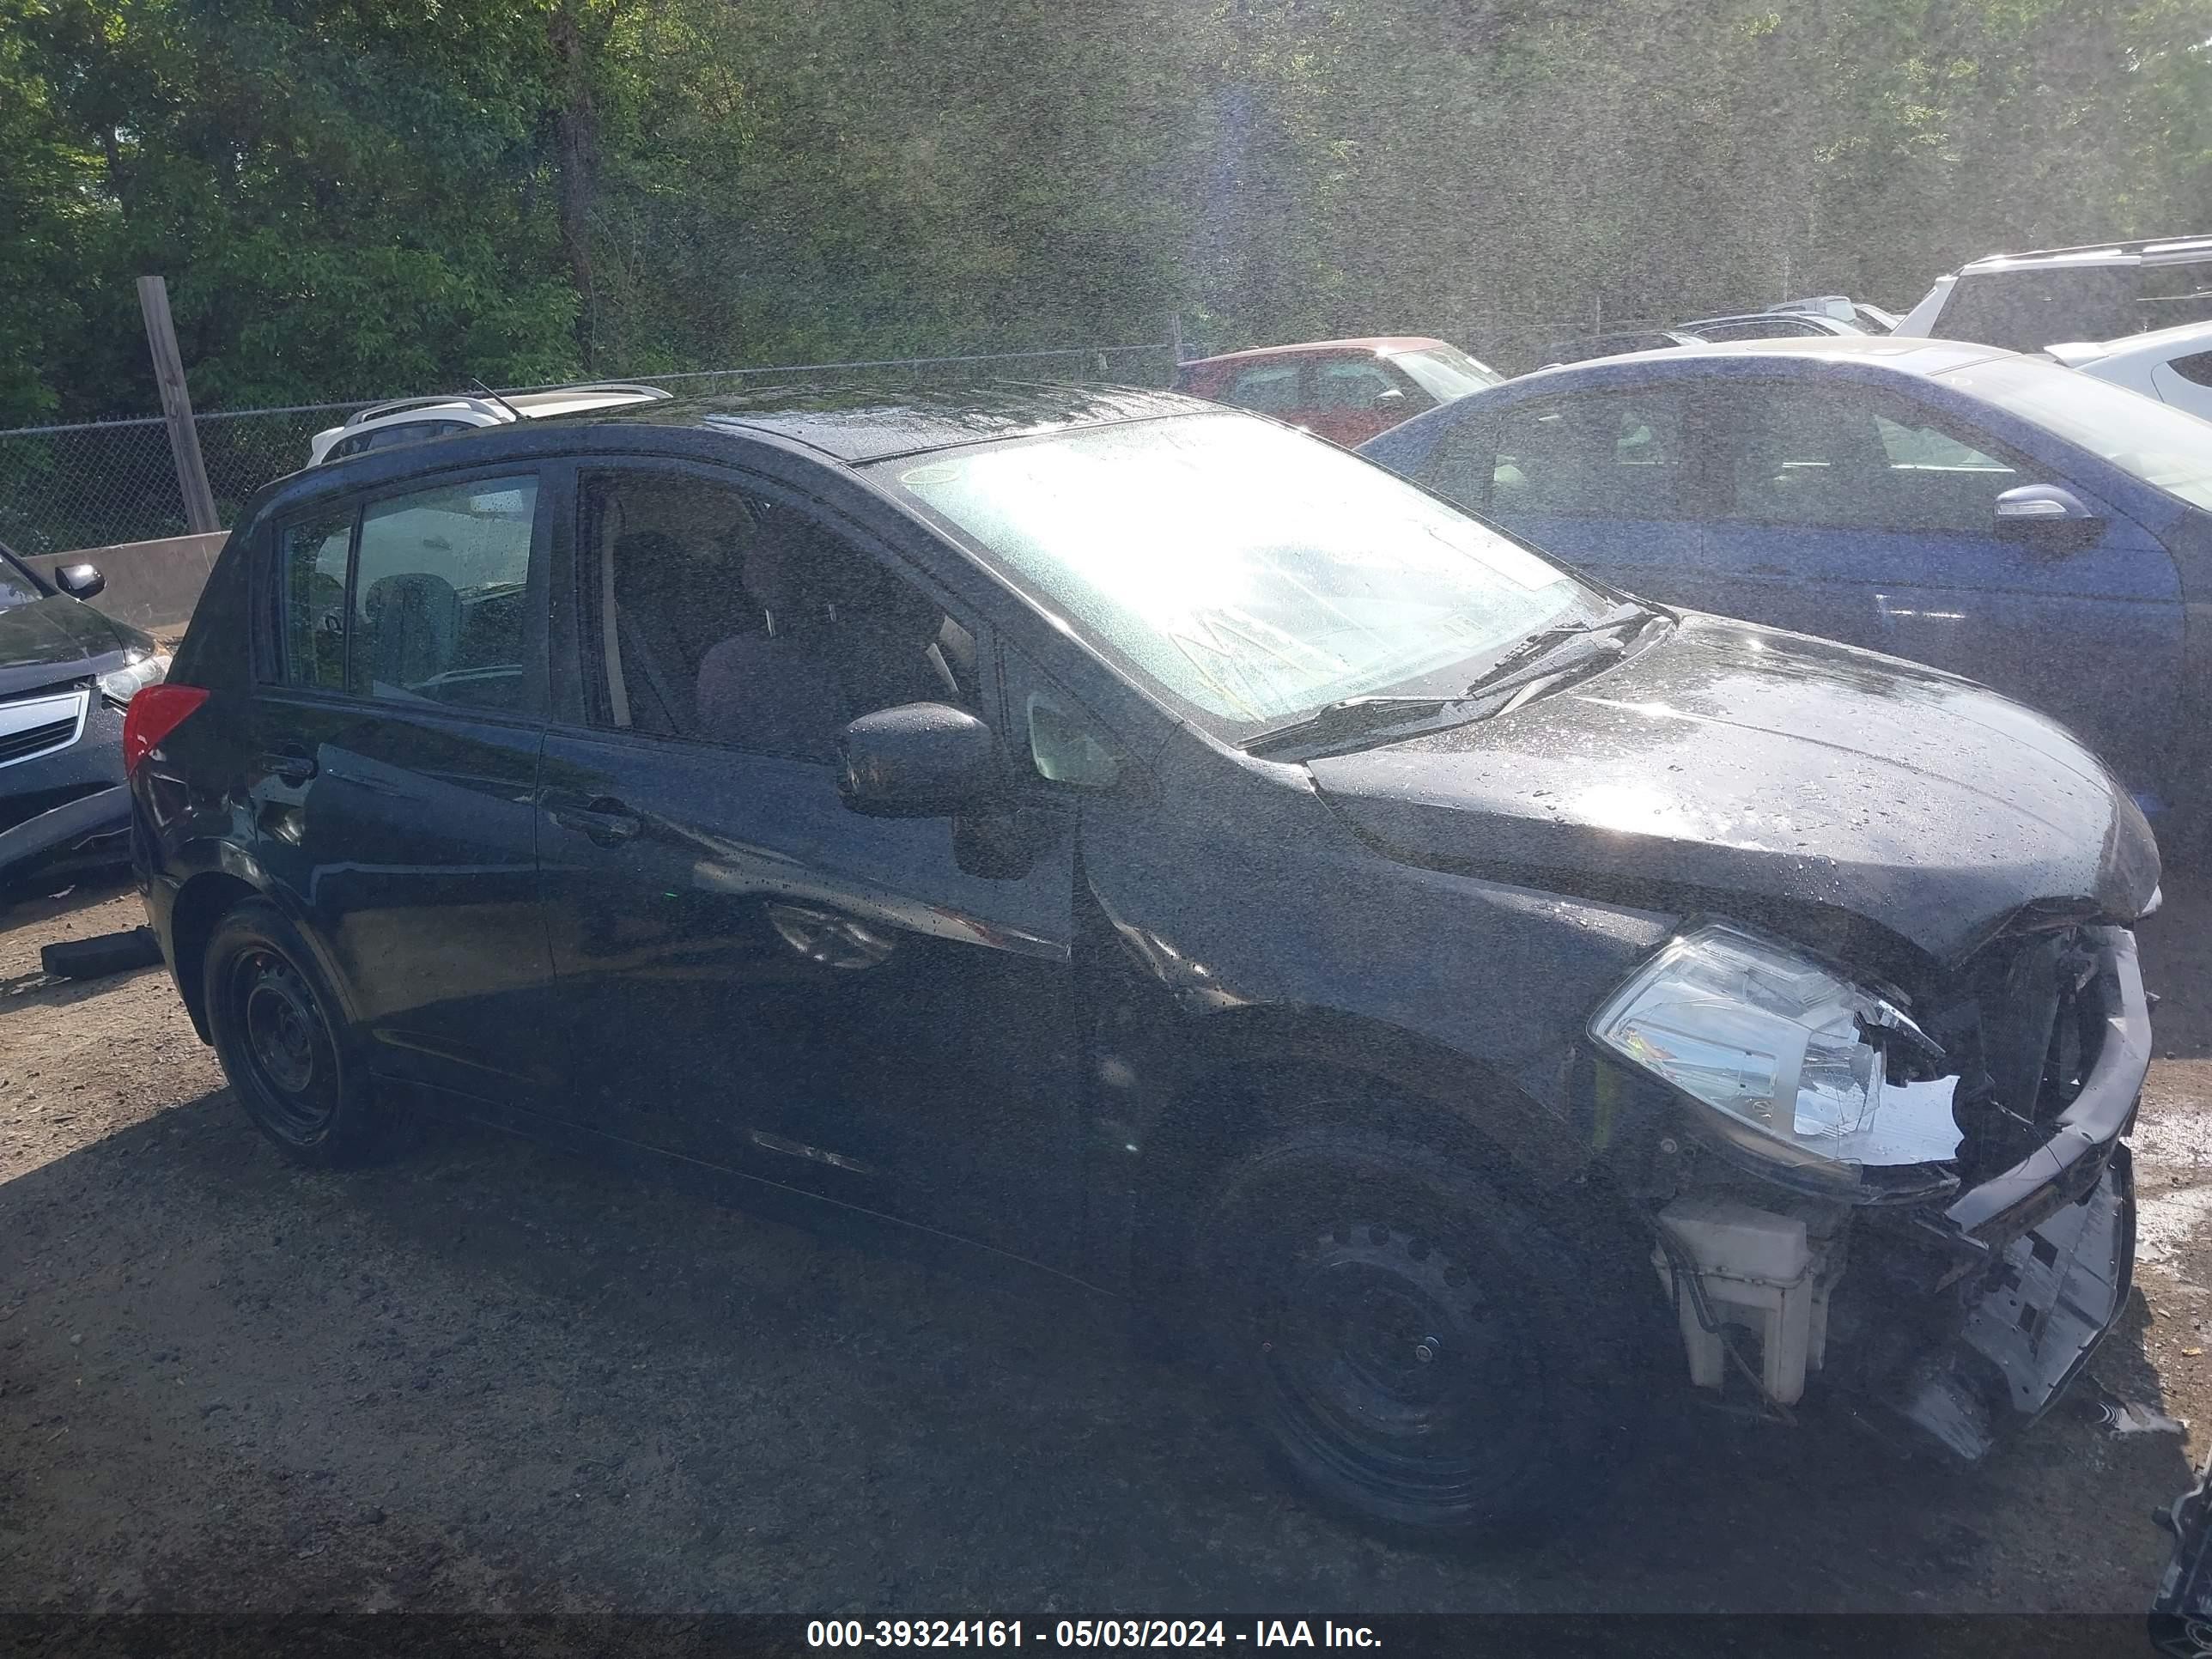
229 948 340 1141
1259 1220 1531 1510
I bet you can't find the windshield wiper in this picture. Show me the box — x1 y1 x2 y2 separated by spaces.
1242 696 1460 757
1242 604 1662 760
1459 601 1655 702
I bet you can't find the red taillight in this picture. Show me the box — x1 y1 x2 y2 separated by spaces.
122 684 210 775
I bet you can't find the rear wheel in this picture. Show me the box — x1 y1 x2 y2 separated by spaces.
1197 1131 1657 1540
203 898 392 1166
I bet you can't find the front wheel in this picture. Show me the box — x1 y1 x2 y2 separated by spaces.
1197 1132 1657 1540
203 897 393 1166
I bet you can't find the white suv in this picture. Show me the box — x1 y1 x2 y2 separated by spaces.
2045 319 2212 421
1893 235 2212 350
307 383 671 466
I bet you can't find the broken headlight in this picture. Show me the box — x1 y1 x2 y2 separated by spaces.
97 649 169 708
1589 922 1961 1187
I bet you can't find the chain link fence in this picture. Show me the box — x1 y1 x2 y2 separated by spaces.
0 343 1182 557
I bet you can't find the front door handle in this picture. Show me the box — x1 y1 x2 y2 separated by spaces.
258 749 318 785
546 793 642 848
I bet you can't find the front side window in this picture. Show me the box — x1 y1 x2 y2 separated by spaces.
1488 390 1691 520
1945 356 2212 512
1311 359 1403 412
1226 363 1302 414
1715 384 2022 532
882 412 1597 738
582 471 976 759
351 476 539 710
279 513 353 690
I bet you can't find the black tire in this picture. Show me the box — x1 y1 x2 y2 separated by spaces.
202 897 392 1167
1196 1129 1660 1541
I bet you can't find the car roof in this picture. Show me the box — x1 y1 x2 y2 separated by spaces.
2045 317 2212 361
1510 333 2019 386
1177 337 1448 371
527 379 1212 464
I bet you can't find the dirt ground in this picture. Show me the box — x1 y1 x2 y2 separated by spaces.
4 872 2212 1620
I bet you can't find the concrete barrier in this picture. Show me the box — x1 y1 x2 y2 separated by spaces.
24 531 228 637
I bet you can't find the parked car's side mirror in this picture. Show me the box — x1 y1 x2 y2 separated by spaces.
54 562 106 599
1995 483 2101 556
837 702 1006 818
1370 386 1407 409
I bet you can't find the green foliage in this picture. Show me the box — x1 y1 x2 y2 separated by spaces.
4 0 2210 421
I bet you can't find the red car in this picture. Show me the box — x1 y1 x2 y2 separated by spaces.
1171 336 1504 447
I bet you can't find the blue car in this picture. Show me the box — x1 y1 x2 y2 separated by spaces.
1360 337 2212 833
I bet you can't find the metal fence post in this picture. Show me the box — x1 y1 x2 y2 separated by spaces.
137 276 221 534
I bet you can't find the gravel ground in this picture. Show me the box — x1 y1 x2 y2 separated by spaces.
3 872 2210 1620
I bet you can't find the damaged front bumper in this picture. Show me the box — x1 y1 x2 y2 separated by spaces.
1884 925 2148 1458
1648 926 2149 1458
1887 1144 2134 1458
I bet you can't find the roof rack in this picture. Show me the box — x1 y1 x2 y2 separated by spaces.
1969 234 2212 266
525 381 672 399
342 393 509 429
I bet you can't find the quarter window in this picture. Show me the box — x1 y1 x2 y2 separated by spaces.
2168 350 2212 389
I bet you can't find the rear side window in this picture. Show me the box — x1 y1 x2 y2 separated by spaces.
276 476 542 712
2137 262 2212 330
1487 390 1692 519
279 514 352 690
1226 363 1302 414
1938 267 2136 350
354 478 539 710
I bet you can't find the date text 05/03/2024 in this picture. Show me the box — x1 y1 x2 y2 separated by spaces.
805 1620 1382 1650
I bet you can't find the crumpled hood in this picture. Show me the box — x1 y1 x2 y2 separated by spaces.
0 597 140 698
1308 614 2160 966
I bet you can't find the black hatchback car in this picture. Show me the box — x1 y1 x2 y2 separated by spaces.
0 538 170 899
130 384 2156 1537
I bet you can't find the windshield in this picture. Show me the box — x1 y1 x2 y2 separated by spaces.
1944 356 2212 511
0 546 44 610
882 413 1598 736
1391 344 1504 403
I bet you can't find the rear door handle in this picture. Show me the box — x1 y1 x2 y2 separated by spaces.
258 749 318 785
546 793 641 848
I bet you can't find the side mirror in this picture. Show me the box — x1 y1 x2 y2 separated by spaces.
837 702 1006 818
1995 484 2100 555
1371 386 1407 410
55 562 106 599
